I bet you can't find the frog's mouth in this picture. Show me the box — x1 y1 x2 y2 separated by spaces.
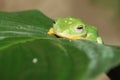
54 34 61 38
48 28 88 40
54 33 88 40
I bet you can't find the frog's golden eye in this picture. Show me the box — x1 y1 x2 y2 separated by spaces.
76 25 83 30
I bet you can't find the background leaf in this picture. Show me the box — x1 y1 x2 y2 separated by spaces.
0 10 120 80
0 10 53 50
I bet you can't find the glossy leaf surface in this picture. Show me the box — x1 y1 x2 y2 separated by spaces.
0 10 120 80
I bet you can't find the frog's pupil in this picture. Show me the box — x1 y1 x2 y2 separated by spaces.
77 25 83 30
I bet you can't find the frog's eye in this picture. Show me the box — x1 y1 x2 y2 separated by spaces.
76 25 84 30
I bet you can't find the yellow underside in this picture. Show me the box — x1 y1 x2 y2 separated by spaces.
48 28 82 40
47 28 102 44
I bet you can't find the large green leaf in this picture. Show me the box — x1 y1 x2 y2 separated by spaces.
0 10 53 50
0 10 120 80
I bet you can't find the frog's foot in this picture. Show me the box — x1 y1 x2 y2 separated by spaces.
48 28 55 35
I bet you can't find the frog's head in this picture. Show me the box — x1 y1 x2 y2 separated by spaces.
53 17 87 37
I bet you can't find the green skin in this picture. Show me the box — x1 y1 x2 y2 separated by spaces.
52 17 103 44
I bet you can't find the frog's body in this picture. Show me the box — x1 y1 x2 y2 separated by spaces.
48 17 103 44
